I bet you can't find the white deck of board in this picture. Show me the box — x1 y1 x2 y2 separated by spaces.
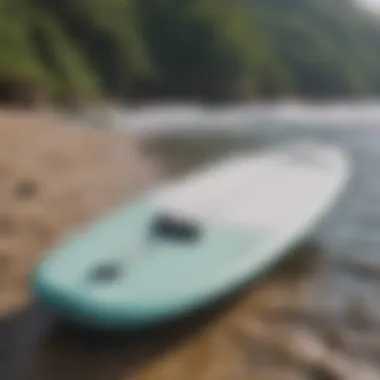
150 142 349 231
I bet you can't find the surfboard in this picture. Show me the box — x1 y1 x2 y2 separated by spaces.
31 141 350 329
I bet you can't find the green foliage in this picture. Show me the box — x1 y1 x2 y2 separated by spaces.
30 10 100 98
2 0 380 102
250 0 380 97
0 2 45 83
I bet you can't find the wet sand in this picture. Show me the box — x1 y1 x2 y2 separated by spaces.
0 111 379 380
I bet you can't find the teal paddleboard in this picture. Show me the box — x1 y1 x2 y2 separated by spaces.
32 141 350 329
